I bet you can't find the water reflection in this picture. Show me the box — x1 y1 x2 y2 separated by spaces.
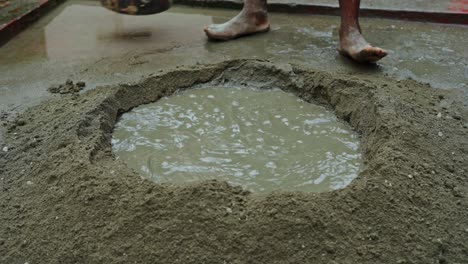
42 4 211 60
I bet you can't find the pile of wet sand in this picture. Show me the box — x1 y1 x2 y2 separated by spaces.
0 60 467 263
48 79 86 95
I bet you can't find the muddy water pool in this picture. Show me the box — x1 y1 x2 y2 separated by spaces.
112 86 362 192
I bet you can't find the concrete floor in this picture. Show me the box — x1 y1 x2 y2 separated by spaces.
269 0 467 13
2 0 465 28
0 1 467 143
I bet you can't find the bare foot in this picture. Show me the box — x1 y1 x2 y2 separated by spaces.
338 27 387 63
204 10 270 41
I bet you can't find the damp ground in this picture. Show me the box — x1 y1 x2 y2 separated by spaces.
1 1 467 117
1 60 467 263
0 1 468 263
112 86 362 192
214 0 466 13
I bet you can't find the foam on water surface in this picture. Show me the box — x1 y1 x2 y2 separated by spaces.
112 86 362 192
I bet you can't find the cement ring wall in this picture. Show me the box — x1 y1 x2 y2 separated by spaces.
0 60 467 263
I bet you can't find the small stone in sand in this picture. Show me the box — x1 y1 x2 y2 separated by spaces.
76 81 86 88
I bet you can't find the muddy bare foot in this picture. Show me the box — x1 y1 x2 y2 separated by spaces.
204 10 270 41
339 27 387 63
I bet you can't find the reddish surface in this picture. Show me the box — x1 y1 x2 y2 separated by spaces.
448 0 468 13
1 0 47 30
0 0 62 46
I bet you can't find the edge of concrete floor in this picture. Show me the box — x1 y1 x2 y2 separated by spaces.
0 0 66 46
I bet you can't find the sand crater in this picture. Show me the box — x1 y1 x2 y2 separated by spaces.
2 60 467 263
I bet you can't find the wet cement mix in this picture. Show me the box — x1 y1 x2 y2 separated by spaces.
112 86 362 193
0 60 467 263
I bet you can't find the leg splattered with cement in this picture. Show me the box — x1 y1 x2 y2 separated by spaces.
338 0 387 63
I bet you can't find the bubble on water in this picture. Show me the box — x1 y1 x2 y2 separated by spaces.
266 162 277 169
200 157 232 164
231 124 240 133
314 174 326 184
249 170 259 177
195 128 204 135
234 171 244 177
235 149 249 155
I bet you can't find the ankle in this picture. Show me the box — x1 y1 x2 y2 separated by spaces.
340 25 362 39
254 10 268 21
340 21 361 32
241 9 268 24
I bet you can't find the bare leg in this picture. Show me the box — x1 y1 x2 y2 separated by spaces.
204 0 270 41
338 0 387 63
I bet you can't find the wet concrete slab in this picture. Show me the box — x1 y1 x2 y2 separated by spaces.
2 1 465 51
0 1 467 143
234 0 468 13
180 0 468 25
